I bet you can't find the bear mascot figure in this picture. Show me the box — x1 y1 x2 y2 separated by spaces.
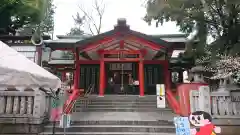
189 111 221 135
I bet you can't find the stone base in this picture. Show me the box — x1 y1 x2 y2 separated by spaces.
0 123 43 134
219 126 240 135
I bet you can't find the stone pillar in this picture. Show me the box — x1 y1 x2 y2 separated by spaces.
20 96 26 114
0 96 5 114
198 86 211 113
33 90 46 119
218 78 227 91
27 96 33 114
6 96 13 114
216 69 230 92
13 96 20 114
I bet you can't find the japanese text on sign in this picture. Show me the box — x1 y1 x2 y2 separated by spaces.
174 117 191 135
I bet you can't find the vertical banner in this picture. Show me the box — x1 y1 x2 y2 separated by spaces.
174 117 191 135
156 84 166 108
50 97 61 121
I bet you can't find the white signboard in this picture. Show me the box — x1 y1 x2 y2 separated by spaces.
174 117 191 135
156 84 166 108
59 114 71 128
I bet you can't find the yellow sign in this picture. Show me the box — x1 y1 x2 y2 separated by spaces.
156 84 166 108
160 85 163 96
156 84 165 96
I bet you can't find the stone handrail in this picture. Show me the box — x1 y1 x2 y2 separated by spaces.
0 91 51 124
190 90 240 118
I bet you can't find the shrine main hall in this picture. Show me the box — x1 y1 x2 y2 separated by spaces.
44 19 189 96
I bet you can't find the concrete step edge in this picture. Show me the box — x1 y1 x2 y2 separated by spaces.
73 108 171 109
47 120 174 123
40 132 175 135
75 102 157 104
79 95 157 97
73 106 160 108
44 125 174 128
75 104 157 107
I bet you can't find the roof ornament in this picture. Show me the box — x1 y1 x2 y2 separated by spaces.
114 18 130 31
117 18 127 26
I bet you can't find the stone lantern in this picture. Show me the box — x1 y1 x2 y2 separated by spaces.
211 70 239 92
189 65 205 83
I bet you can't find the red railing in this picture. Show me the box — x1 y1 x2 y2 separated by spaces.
63 84 95 114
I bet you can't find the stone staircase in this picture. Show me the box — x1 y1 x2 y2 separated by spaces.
40 95 177 135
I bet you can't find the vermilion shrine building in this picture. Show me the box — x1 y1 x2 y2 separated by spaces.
0 19 240 135
44 19 191 98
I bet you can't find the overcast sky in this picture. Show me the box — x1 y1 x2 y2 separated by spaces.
53 0 182 37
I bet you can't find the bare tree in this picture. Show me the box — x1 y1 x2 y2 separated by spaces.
74 0 105 35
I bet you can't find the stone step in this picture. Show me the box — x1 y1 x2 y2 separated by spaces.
75 100 157 104
40 132 176 135
75 101 157 104
44 125 175 133
69 112 176 121
72 108 172 112
74 105 158 109
47 120 174 126
78 95 157 101
74 102 159 107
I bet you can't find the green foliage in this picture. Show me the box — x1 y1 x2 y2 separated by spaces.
145 0 240 57
67 27 84 36
0 0 54 35
67 13 85 36
40 0 55 34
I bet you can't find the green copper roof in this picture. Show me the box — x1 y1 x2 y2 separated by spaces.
74 30 170 51
48 60 74 65
44 19 191 50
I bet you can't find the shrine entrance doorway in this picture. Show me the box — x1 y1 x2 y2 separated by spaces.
105 62 139 95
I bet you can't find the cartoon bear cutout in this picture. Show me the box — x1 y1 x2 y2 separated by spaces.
189 111 221 135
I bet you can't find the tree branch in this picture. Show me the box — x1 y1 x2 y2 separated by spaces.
78 5 97 31
77 0 105 35
88 23 95 35
93 0 105 34
208 4 221 36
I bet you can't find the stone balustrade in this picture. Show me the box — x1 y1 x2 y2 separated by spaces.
0 90 52 124
190 90 240 118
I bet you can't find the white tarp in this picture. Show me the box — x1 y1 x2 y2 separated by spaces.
0 41 61 91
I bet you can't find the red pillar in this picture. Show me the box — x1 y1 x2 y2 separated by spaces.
61 71 66 81
73 49 80 89
163 61 171 90
99 57 105 96
139 59 144 96
164 61 181 114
